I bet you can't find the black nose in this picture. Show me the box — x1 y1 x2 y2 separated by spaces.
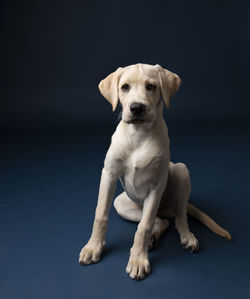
130 102 146 116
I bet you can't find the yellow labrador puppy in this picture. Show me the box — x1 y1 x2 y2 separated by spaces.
79 63 231 280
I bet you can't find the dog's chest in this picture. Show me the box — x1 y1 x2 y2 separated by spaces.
120 144 167 203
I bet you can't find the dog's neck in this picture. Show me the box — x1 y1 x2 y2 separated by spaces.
121 115 167 149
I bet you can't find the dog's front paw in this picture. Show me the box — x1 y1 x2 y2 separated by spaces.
181 233 199 253
126 251 151 280
79 241 104 265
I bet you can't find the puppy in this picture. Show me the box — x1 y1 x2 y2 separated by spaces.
79 63 231 280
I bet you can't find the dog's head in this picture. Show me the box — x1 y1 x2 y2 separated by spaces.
98 63 181 125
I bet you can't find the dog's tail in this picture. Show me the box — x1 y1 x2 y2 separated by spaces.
187 203 232 240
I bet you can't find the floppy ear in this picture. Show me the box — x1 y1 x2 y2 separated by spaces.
98 67 124 111
156 64 182 109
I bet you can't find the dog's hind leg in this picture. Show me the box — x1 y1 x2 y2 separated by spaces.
167 162 199 253
114 192 169 249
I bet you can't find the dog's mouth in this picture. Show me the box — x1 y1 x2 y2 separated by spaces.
125 118 145 124
122 111 154 125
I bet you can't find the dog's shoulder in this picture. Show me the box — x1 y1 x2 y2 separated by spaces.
103 124 126 176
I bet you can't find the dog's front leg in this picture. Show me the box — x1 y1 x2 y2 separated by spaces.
79 167 117 265
126 185 165 280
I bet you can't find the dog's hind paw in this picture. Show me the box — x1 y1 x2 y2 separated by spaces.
148 234 158 250
181 233 199 253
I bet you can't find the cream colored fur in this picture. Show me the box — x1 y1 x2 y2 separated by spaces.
79 63 231 280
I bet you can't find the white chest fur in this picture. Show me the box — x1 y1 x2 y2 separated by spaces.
120 139 169 204
105 121 170 205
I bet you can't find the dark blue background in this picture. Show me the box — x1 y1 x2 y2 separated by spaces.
1 0 250 298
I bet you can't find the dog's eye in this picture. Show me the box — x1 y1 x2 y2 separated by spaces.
121 84 130 92
146 83 156 91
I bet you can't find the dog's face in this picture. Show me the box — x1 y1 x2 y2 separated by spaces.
99 64 181 125
118 65 161 124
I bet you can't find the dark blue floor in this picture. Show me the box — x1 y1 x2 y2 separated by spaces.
1 123 250 299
